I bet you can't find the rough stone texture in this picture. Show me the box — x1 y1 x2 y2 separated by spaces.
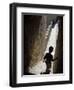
24 15 48 73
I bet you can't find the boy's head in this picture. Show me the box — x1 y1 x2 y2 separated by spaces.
49 46 53 53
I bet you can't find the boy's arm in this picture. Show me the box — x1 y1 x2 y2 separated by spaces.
52 57 58 61
43 54 47 62
44 53 47 59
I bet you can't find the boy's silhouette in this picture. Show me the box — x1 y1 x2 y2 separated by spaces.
44 46 54 74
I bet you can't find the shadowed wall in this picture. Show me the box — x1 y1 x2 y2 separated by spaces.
53 16 63 73
23 15 48 74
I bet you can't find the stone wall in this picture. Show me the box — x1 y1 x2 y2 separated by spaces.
23 15 48 74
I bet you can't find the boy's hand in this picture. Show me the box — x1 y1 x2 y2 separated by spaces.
53 57 58 61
